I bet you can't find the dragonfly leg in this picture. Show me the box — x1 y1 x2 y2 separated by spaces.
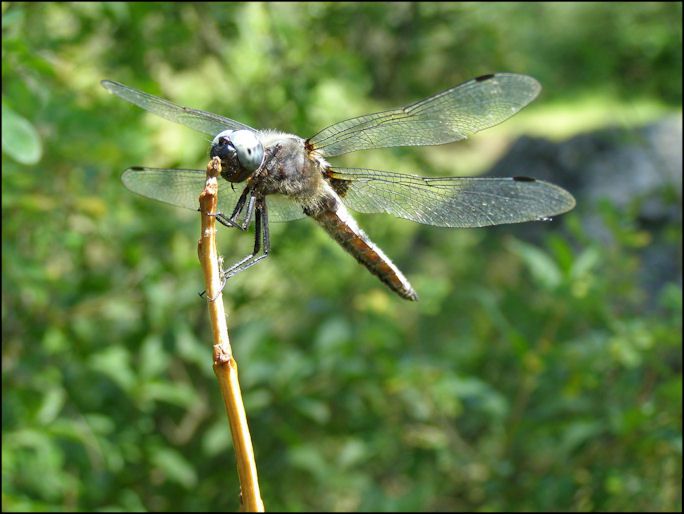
201 197 269 301
213 186 255 231
220 197 270 281
218 195 255 231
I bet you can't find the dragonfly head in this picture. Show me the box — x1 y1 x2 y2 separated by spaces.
210 129 264 182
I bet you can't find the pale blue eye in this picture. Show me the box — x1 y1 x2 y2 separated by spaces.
231 130 264 172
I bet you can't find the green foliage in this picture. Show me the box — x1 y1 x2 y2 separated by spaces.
2 103 42 165
2 2 681 512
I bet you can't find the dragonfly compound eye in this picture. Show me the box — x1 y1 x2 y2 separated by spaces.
230 130 265 172
210 129 237 161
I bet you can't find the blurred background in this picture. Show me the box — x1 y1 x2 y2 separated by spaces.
2 2 681 511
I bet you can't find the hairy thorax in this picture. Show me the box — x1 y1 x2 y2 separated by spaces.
254 130 337 214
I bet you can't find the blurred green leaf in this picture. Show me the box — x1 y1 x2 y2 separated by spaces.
37 387 66 424
508 238 563 289
202 421 231 456
90 346 136 393
288 444 329 478
152 448 197 489
1 101 42 164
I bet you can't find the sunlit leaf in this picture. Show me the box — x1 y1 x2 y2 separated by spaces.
152 448 197 488
1 102 42 164
508 238 562 289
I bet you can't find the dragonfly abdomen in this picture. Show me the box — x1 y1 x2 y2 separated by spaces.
309 198 418 301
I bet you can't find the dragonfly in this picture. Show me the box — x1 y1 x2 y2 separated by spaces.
102 73 575 301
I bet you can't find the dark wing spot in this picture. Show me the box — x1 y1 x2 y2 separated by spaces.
475 73 495 82
329 177 351 197
323 169 352 197
513 176 536 182
129 166 145 171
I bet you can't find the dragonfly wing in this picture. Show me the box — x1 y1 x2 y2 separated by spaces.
102 80 254 136
121 167 306 222
328 168 575 227
263 194 308 222
308 73 540 157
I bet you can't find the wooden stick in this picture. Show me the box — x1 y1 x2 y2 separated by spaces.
198 157 264 512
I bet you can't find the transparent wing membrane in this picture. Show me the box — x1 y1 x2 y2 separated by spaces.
308 73 540 157
329 168 575 227
121 167 306 222
102 80 254 136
